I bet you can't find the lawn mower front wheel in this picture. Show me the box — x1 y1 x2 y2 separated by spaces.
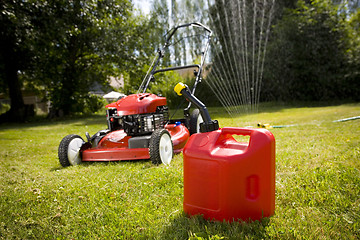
58 134 85 167
149 129 173 165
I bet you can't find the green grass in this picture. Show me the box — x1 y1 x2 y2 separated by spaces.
0 102 359 239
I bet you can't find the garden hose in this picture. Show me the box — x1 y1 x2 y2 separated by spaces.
333 116 360 122
257 123 298 129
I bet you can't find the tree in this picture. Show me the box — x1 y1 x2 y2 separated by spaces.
332 0 360 14
345 7 360 100
262 0 356 101
0 0 36 122
30 0 134 116
0 0 137 120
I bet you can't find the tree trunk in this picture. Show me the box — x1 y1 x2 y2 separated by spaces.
0 37 31 123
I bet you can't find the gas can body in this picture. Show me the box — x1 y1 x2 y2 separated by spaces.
183 127 275 222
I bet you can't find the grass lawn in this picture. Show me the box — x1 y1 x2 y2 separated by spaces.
0 102 359 239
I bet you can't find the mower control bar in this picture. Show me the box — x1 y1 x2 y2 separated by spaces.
165 22 212 43
153 64 200 75
174 82 219 133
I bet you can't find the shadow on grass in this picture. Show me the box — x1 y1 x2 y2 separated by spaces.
161 212 271 239
210 101 359 119
0 113 106 130
50 159 153 172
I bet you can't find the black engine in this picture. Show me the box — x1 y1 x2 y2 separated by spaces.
106 106 169 136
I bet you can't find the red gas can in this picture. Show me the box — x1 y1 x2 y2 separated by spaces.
183 127 275 222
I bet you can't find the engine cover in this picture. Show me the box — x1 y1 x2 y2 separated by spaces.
106 93 167 115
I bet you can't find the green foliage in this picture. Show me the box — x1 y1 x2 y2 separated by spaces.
145 71 190 108
121 8 171 94
262 0 360 101
0 0 139 117
0 103 10 115
0 103 359 239
0 0 35 120
82 94 106 114
29 0 134 116
145 0 359 109
345 8 360 98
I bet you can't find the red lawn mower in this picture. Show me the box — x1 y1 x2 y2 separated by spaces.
58 22 212 167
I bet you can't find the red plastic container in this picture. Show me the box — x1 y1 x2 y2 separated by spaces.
183 127 275 222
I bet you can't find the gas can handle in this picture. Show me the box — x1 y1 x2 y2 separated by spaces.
221 127 253 136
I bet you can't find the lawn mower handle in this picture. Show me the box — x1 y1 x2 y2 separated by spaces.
140 22 212 95
165 22 212 43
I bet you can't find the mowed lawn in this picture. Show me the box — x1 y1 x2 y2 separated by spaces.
0 103 359 239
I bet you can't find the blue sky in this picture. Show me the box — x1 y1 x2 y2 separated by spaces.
133 0 151 15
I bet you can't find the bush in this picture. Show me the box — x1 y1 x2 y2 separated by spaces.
0 103 10 115
149 71 191 109
83 94 106 114
262 0 359 102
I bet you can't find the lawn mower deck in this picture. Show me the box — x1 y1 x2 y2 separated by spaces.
81 123 189 162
